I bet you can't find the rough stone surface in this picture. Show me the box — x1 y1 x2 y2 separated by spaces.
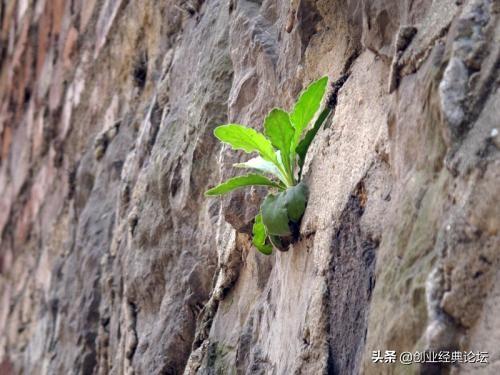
0 0 498 374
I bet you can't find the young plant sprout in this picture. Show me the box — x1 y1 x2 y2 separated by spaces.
206 76 330 254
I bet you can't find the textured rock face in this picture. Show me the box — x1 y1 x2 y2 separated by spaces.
0 0 498 374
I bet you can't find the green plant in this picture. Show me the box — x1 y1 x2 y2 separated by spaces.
205 76 330 254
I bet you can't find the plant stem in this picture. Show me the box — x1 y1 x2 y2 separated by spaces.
280 165 295 187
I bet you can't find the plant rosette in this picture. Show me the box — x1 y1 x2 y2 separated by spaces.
206 76 330 255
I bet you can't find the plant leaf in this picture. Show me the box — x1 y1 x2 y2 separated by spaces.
205 174 280 196
284 182 309 222
264 109 294 177
268 235 285 251
252 214 272 255
290 76 328 148
296 107 331 178
214 125 278 165
234 156 287 185
261 192 291 236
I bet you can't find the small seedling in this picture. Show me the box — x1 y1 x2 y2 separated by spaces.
205 76 330 254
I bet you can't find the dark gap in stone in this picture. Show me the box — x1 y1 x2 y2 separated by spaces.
133 51 148 89
326 182 379 375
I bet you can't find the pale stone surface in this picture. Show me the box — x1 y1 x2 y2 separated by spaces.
0 0 498 374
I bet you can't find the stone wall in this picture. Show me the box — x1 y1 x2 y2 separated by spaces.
0 0 498 374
